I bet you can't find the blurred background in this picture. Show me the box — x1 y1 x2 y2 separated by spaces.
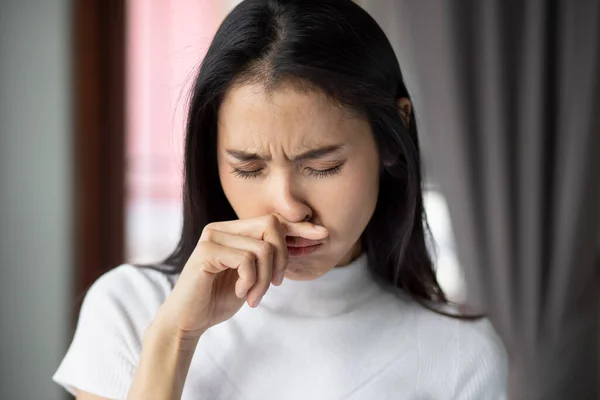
7 0 589 399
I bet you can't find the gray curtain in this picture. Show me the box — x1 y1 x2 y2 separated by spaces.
362 0 600 398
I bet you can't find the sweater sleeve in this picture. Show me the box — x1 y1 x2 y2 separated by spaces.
453 319 508 400
52 265 172 399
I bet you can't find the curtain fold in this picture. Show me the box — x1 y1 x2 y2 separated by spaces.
361 0 600 398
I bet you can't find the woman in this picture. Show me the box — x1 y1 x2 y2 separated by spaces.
53 0 507 398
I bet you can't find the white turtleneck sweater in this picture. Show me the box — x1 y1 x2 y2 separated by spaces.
53 253 507 399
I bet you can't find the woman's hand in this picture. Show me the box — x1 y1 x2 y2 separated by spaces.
152 214 329 341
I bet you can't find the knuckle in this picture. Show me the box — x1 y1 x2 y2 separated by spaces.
264 214 280 230
200 228 215 242
258 241 274 258
242 250 256 265
264 215 284 240
200 223 216 239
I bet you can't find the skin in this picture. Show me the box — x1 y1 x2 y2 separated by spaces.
217 82 381 281
76 83 413 400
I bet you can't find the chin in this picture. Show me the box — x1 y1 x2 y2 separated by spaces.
283 267 331 281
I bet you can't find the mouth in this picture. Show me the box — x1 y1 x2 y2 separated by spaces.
285 237 325 257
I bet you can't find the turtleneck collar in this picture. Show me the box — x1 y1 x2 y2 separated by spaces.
259 252 381 318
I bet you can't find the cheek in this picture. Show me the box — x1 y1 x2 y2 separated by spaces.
314 162 379 237
218 165 275 219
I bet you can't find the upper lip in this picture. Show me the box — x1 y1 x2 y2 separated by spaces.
285 237 325 248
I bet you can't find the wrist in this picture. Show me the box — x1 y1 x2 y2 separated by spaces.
144 313 205 354
130 312 201 400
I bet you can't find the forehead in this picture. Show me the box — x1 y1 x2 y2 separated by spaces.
217 83 369 151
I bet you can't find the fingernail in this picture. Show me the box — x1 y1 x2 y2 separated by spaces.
254 296 263 308
313 224 327 231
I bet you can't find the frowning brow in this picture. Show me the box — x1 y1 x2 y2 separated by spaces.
225 145 344 162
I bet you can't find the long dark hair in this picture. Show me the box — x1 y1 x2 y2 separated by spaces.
152 0 449 307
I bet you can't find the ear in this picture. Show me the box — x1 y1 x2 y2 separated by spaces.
382 98 412 169
397 97 412 128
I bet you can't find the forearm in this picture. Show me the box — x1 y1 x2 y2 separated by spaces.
127 320 202 400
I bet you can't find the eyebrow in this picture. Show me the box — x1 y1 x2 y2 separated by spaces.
225 145 344 162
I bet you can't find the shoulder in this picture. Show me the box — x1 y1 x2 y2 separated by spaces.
406 299 506 355
451 315 507 374
409 302 508 399
452 316 508 399
85 264 175 307
80 264 176 328
52 264 177 397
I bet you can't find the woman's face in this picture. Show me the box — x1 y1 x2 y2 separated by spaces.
217 82 380 281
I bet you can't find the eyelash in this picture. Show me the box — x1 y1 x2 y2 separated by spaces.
232 164 344 179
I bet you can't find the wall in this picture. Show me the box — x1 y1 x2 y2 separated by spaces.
0 1 73 399
125 0 240 264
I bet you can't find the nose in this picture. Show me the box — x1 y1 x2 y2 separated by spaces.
268 174 312 223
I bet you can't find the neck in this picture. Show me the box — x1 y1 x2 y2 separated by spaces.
259 252 380 317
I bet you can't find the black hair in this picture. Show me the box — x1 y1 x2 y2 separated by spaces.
150 0 454 309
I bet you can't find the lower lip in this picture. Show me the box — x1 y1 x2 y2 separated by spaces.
287 244 322 257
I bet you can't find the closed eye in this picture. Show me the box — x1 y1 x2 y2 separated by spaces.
231 162 345 179
305 164 344 178
231 168 263 179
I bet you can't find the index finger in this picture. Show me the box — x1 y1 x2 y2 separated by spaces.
272 214 328 238
204 214 329 241
202 214 329 285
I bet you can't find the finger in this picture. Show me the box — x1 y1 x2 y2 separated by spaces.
202 216 287 287
192 241 257 287
243 239 273 307
235 277 249 299
201 229 276 301
205 214 329 242
203 215 327 285
257 215 288 286
272 213 329 240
